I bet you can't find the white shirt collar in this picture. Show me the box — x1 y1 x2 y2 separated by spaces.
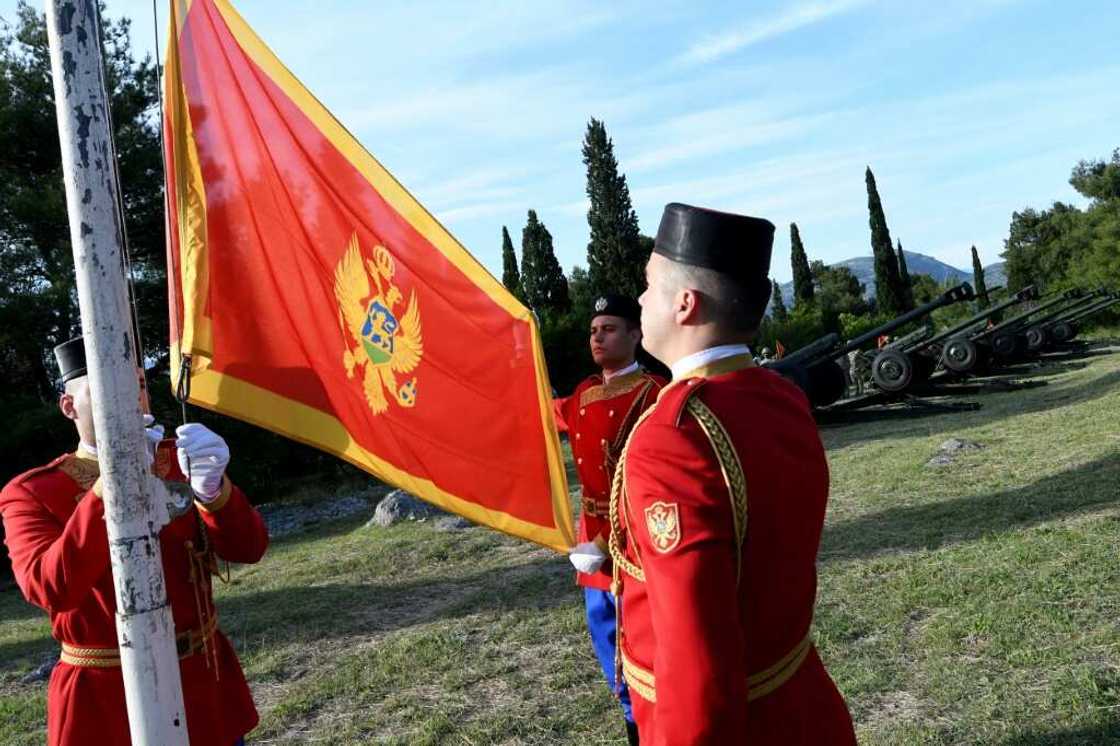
602 360 640 382
670 344 752 380
78 441 98 457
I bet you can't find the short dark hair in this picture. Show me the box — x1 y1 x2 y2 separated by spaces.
663 262 768 334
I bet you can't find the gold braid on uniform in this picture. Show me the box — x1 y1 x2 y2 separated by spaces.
684 397 749 585
184 511 228 679
608 403 660 585
602 379 655 485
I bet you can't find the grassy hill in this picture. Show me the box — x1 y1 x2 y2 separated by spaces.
2 342 1119 744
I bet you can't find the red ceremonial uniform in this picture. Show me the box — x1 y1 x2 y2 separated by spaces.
610 353 855 744
554 369 664 590
0 450 269 746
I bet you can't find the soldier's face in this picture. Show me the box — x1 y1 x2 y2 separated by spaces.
589 315 640 370
59 369 150 447
639 254 677 362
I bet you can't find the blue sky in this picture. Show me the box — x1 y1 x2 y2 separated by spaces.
5 0 1118 282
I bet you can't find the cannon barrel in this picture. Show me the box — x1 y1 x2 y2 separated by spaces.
906 285 1037 352
1063 295 1119 325
767 332 841 373
971 289 1082 341
831 282 974 360
1044 296 1120 345
1039 291 1114 328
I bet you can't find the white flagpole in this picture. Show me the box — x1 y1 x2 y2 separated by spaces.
44 1 189 743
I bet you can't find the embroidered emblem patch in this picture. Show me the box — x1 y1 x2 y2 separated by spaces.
334 232 423 415
595 296 608 312
645 501 681 553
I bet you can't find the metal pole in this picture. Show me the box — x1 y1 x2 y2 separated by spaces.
44 2 189 744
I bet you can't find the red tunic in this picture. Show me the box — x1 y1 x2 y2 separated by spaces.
610 354 855 744
554 369 664 590
0 450 270 746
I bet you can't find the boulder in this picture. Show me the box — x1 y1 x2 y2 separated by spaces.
366 489 445 527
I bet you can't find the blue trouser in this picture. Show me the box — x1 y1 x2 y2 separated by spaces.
584 587 634 722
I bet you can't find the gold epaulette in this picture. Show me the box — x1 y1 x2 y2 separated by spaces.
57 451 100 493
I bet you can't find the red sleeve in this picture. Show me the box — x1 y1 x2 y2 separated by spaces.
196 479 269 564
0 482 110 613
626 420 747 743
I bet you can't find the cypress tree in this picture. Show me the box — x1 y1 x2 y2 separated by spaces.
583 118 647 298
500 226 524 302
790 223 815 306
971 245 990 309
770 279 789 322
866 167 907 315
520 210 570 315
896 240 915 310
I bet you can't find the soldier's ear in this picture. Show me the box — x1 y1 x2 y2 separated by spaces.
59 392 78 421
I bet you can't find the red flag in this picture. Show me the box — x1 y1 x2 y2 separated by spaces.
163 0 573 550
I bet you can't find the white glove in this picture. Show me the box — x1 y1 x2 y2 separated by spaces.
142 414 164 467
569 541 608 574
175 423 230 502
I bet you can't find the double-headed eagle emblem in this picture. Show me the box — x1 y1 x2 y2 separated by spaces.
334 233 423 415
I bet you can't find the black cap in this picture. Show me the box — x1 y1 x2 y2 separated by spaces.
54 336 87 384
654 203 774 287
591 293 641 324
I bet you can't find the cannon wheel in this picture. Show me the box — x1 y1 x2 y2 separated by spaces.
1049 320 1076 344
1024 325 1048 352
871 349 914 393
991 331 1021 358
943 337 981 373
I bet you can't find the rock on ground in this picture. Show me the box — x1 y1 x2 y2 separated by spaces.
367 489 446 527
926 438 985 467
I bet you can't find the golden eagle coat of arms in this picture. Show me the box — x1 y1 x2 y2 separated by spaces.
334 233 423 415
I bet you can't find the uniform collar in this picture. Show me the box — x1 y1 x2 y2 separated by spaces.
670 344 752 381
77 442 98 460
602 361 640 382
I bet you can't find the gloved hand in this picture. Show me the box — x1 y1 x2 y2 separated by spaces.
569 541 608 574
142 414 164 467
175 423 230 502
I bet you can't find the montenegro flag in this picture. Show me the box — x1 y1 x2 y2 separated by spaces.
162 0 573 551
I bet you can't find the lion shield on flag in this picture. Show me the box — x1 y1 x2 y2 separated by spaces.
334 233 423 415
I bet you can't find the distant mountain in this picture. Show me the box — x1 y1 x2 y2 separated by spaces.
777 251 1006 306
983 262 1007 289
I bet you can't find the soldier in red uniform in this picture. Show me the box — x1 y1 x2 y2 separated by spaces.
553 294 665 745
609 204 856 744
0 337 269 746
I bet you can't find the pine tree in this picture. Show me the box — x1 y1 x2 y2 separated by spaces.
500 226 524 302
790 223 815 306
971 245 990 309
896 240 915 310
582 118 648 297
770 279 789 322
520 210 570 315
866 167 907 315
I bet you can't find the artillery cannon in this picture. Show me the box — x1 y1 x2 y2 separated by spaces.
1020 289 1109 352
1046 294 1120 345
967 289 1085 360
768 282 974 407
909 286 1039 375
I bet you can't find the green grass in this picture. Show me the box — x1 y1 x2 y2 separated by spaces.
2 345 1119 744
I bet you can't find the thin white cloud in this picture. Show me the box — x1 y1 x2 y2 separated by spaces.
675 0 872 66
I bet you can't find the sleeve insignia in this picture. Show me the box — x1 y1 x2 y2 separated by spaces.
644 501 681 553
